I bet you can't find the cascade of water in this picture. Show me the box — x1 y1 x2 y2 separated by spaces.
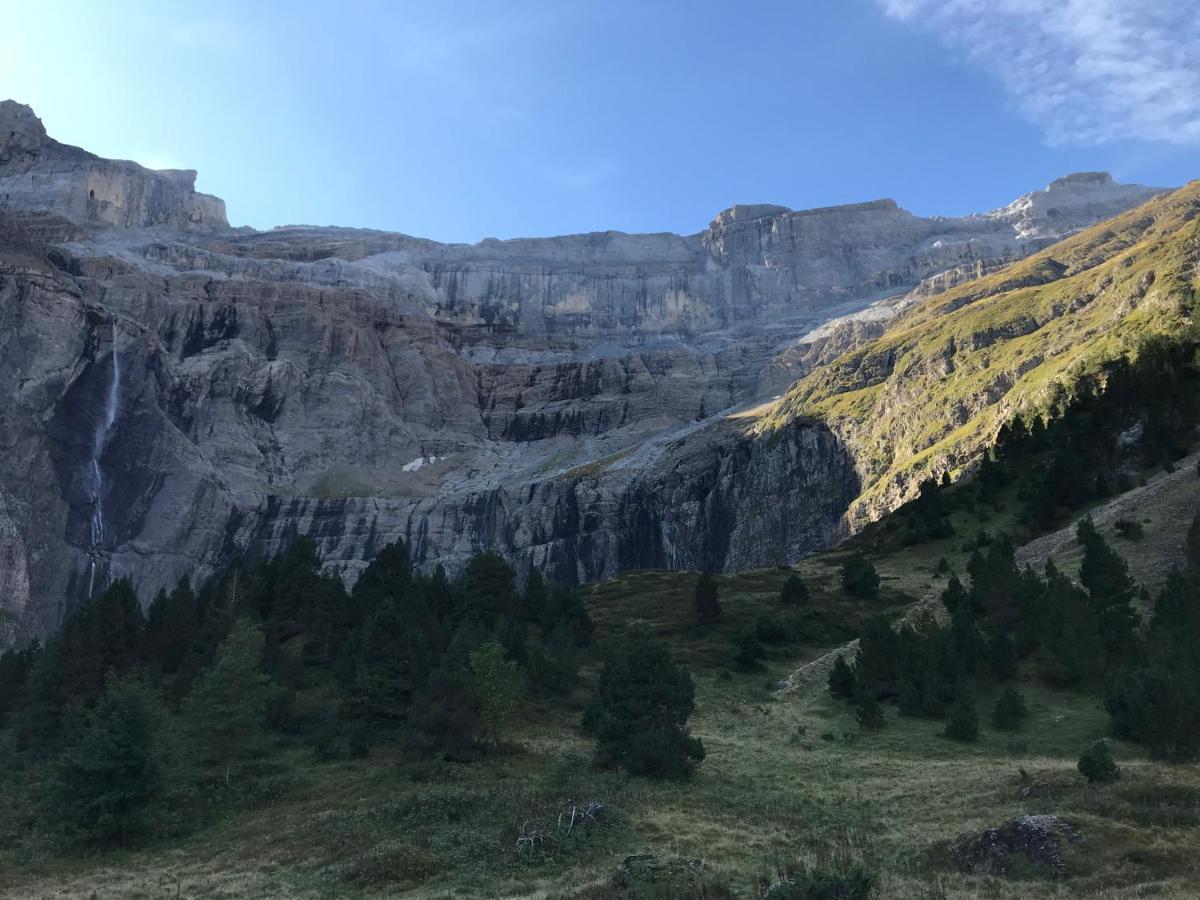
86 320 121 595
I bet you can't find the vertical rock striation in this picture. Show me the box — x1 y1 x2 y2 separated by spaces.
0 100 1170 644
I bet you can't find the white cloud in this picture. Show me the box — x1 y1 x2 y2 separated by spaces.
878 0 1200 145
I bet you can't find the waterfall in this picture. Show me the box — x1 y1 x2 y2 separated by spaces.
86 320 121 596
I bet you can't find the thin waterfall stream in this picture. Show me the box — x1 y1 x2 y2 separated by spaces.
86 320 121 596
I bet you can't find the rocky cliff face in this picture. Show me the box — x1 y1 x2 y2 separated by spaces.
0 100 1169 644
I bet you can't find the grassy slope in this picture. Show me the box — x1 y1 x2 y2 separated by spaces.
5 465 1200 899
753 182 1200 522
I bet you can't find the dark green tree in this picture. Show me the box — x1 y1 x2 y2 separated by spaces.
348 597 433 720
526 620 583 695
539 582 593 645
410 660 480 761
856 695 885 730
840 556 880 601
523 568 548 623
47 676 172 845
695 572 722 625
1186 512 1200 573
469 640 522 748
734 628 767 672
991 686 1028 731
780 574 809 607
462 550 520 626
582 637 704 778
1078 739 1120 783
1038 561 1106 687
944 696 979 742
183 619 276 784
828 654 857 700
1077 517 1140 664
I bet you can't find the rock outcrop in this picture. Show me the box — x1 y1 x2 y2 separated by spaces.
0 100 1169 644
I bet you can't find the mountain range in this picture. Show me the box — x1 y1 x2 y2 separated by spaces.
0 98 1182 646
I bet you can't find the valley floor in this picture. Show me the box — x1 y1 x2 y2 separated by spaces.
3 462 1200 899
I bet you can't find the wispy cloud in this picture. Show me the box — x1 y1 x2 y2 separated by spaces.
878 0 1200 146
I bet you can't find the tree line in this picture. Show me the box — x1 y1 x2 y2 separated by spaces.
830 513 1200 760
0 539 709 847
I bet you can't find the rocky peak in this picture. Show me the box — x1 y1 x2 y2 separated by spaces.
0 100 48 159
987 171 1165 241
0 99 228 233
1048 171 1114 190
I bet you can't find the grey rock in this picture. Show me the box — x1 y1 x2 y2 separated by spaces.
0 102 1170 643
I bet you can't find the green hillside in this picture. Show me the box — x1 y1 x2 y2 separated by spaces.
756 182 1200 522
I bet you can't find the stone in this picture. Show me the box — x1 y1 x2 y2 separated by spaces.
953 814 1080 877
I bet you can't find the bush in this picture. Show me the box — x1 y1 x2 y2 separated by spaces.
944 697 979 742
991 687 1028 731
765 862 876 899
1114 518 1145 540
1078 739 1121 783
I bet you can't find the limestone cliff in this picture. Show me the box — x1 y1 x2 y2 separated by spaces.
0 100 1170 644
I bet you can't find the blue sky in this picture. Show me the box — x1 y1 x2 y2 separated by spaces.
2 0 1196 242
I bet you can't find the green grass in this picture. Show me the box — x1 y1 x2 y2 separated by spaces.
753 181 1200 523
7 501 1200 898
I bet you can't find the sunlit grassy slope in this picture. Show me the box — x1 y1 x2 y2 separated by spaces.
754 182 1200 522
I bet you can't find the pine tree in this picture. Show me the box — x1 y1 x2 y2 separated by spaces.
526 620 583 695
347 539 416 631
991 686 1028 731
349 598 433 720
410 660 480 761
695 573 722 625
540 582 593 645
854 616 901 698
828 654 857 700
58 579 145 707
462 551 520 626
940 574 969 614
183 619 276 785
944 696 979 742
856 695 885 730
144 577 199 681
523 568 548 623
780 574 809 607
582 637 704 778
469 640 522 748
1077 517 1140 664
734 628 767 672
1186 512 1200 573
1039 561 1106 687
48 676 171 845
1078 739 1120 783
841 556 880 600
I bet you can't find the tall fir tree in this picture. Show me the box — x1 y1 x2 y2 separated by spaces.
695 573 722 625
183 619 276 785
